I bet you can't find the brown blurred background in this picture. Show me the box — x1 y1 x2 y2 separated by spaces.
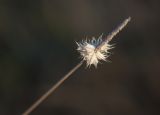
0 0 160 115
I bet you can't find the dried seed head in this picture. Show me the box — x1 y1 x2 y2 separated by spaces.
76 35 113 67
76 17 131 68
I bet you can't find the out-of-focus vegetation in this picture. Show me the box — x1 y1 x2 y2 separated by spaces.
0 0 160 115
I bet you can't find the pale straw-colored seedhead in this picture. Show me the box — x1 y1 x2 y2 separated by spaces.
76 35 113 67
76 17 131 68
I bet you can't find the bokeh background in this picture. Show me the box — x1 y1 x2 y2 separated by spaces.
0 0 160 115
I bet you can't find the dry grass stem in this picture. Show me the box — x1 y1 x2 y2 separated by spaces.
22 60 84 115
97 17 131 50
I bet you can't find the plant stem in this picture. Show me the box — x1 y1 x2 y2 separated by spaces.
22 60 84 115
96 17 131 51
105 17 131 43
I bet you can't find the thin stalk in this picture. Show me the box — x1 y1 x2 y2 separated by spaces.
22 60 84 115
96 17 131 51
105 17 131 43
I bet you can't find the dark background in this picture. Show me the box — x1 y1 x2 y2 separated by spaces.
0 0 160 115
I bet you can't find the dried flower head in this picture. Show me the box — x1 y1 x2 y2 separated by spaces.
76 17 131 68
76 35 113 67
